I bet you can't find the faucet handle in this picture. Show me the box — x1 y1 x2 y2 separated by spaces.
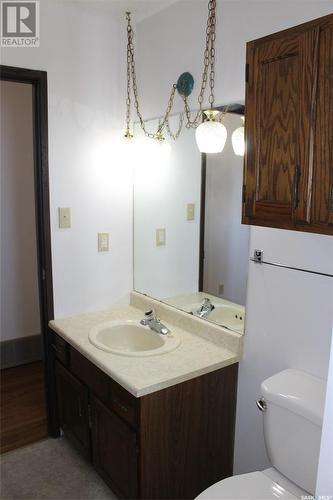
140 309 153 326
144 308 159 320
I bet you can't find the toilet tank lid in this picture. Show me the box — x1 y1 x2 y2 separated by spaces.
261 369 326 426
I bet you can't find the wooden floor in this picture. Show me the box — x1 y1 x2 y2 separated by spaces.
0 361 48 454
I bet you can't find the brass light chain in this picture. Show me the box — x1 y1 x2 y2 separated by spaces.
165 113 184 140
125 0 218 140
208 0 216 106
183 0 217 128
125 12 133 137
126 12 179 140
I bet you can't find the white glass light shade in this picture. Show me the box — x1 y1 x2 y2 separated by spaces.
195 120 227 153
231 125 245 156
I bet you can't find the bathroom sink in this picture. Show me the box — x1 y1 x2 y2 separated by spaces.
208 305 244 333
186 303 244 333
89 320 181 356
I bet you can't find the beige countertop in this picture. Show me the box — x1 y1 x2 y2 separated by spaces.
49 293 242 398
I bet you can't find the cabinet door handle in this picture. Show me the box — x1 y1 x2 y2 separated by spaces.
293 165 301 209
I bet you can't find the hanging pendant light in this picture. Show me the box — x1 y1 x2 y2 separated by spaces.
123 1 226 152
231 116 245 156
195 110 227 153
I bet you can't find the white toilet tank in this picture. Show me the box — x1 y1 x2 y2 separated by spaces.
260 369 326 495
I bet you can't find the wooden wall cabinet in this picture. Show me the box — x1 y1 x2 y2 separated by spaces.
53 333 238 499
243 13 333 235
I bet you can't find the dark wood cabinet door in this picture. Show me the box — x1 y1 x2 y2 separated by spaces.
139 365 238 500
91 396 138 499
243 25 319 227
312 17 333 233
55 361 90 458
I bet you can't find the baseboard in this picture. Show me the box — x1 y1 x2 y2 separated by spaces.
0 334 43 369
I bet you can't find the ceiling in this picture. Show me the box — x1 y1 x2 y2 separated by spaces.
110 0 180 22
59 0 181 23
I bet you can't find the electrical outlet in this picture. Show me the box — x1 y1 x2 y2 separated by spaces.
218 284 224 296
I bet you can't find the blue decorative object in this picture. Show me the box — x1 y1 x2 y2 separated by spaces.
176 72 194 97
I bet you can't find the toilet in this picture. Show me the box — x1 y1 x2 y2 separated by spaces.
196 369 326 499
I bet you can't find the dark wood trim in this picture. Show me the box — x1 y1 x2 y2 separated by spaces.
0 65 58 436
199 153 207 291
199 104 245 291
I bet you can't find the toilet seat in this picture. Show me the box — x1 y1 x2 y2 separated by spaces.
195 470 306 499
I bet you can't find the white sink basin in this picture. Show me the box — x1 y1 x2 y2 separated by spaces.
185 303 245 333
208 305 244 333
89 320 181 357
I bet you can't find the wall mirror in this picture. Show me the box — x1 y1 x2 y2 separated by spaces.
133 106 249 334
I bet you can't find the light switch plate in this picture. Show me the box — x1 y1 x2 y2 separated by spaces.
186 203 195 221
98 232 109 252
58 207 71 228
156 228 166 246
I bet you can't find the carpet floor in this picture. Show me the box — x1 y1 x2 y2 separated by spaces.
0 437 117 500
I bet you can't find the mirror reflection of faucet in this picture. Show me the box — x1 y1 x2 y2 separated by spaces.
191 298 215 319
140 309 170 335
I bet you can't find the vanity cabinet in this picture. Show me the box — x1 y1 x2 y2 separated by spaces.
55 362 90 459
91 396 138 499
243 13 333 235
53 332 238 499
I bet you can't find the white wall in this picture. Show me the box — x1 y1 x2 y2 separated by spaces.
316 327 333 497
135 0 333 476
133 115 201 298
235 227 333 473
0 0 133 318
204 113 250 305
0 81 41 341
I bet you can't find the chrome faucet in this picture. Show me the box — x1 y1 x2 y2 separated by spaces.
140 309 170 335
191 298 215 319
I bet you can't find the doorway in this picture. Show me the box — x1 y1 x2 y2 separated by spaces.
0 66 56 449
